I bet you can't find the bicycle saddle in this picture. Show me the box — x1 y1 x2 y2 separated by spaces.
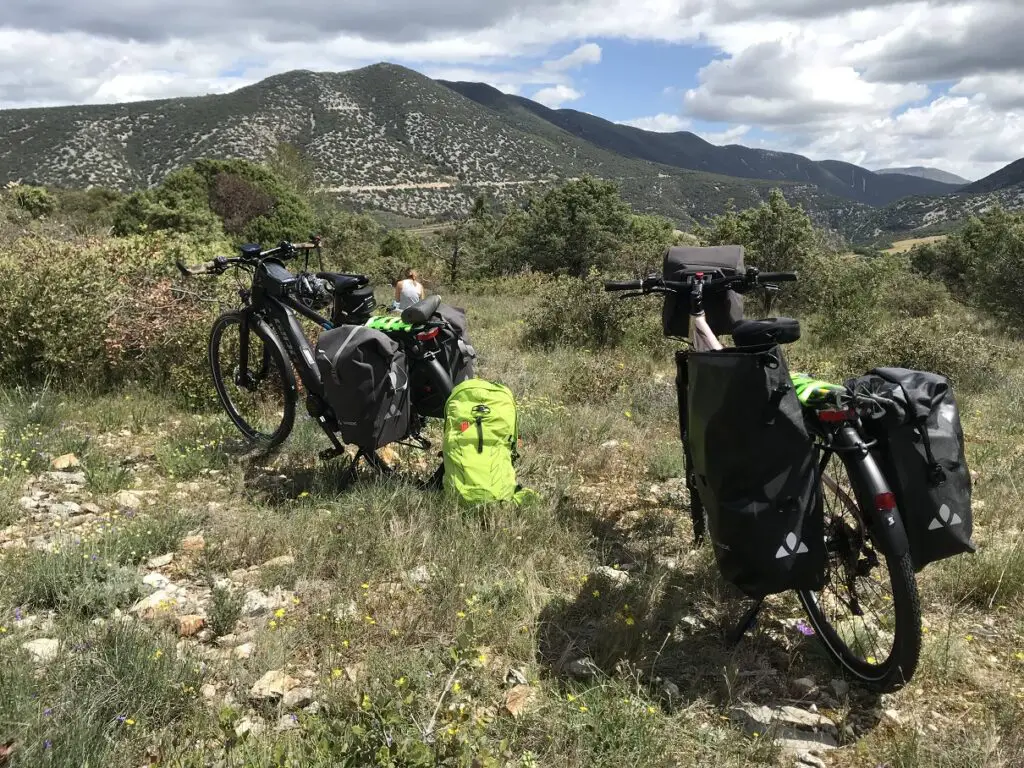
316 272 367 292
731 317 801 347
401 295 442 325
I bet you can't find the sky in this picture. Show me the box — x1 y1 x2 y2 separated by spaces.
2 1 1023 181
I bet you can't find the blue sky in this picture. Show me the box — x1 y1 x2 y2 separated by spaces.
2 0 1023 180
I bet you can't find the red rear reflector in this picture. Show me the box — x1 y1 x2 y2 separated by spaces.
817 408 855 422
415 328 440 341
874 492 897 511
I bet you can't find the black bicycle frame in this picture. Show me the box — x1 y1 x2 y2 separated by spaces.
237 287 333 400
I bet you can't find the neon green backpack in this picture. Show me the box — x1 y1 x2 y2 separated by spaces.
442 378 536 506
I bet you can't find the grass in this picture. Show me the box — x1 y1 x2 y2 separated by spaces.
884 235 948 253
0 283 1022 767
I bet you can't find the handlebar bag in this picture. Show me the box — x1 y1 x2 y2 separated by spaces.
846 368 975 571
662 245 745 338
315 326 411 450
686 343 824 597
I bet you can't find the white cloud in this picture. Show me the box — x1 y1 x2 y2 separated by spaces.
700 125 751 144
532 84 583 108
621 113 691 132
543 42 602 72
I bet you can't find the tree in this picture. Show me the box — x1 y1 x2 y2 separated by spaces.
694 189 816 272
911 207 1024 329
517 177 633 277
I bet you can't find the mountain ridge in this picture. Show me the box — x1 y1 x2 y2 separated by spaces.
439 79 964 207
876 166 971 185
0 61 1021 243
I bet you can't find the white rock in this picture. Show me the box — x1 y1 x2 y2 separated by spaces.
282 687 314 709
830 679 850 698
600 440 620 450
131 588 180 615
233 642 255 660
276 714 300 731
243 590 277 617
234 717 266 738
592 566 630 584
114 490 142 509
22 638 60 664
202 683 218 700
146 553 174 569
791 677 817 698
250 669 300 701
565 657 600 679
142 572 172 590
261 555 296 569
19 497 39 511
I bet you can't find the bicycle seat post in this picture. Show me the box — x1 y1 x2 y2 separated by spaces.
762 284 780 318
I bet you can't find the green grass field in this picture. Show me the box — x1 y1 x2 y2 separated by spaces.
1 286 1022 768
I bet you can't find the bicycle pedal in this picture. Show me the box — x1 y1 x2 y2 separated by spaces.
318 447 346 462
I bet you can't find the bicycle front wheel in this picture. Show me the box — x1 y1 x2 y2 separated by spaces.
797 449 922 692
208 310 296 451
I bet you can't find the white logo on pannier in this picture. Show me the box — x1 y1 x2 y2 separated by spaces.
928 503 962 530
775 531 810 559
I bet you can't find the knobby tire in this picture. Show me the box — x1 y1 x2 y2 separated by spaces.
208 310 296 452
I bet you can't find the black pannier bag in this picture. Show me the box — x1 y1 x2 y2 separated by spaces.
315 326 411 451
847 367 975 571
663 245 745 337
332 285 377 326
411 303 477 418
686 343 824 597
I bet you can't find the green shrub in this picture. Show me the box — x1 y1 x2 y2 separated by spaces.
113 158 316 246
0 231 234 404
522 274 654 350
845 313 999 392
10 185 58 218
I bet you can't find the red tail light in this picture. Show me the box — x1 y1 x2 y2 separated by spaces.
415 327 440 341
817 408 855 422
874 492 897 512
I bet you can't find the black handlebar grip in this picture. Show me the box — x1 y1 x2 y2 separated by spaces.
175 260 190 277
758 272 798 282
604 280 642 291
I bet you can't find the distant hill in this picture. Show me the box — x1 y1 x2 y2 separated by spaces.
876 166 971 185
439 80 964 207
959 158 1024 195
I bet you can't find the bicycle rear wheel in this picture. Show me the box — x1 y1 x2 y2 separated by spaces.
208 310 296 451
798 449 922 692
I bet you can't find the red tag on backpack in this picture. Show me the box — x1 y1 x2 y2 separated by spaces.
460 421 470 432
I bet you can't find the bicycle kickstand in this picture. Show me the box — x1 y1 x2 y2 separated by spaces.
727 598 765 645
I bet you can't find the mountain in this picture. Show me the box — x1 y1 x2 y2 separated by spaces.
959 158 1024 195
844 158 1024 243
876 166 971 185
0 63 857 227
439 80 964 206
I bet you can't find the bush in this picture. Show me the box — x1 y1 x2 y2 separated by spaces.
845 313 999 392
522 273 655 350
10 184 57 219
113 158 317 246
911 208 1024 331
0 231 234 405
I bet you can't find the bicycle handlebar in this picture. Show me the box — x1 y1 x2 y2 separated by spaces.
603 268 797 294
175 237 324 278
